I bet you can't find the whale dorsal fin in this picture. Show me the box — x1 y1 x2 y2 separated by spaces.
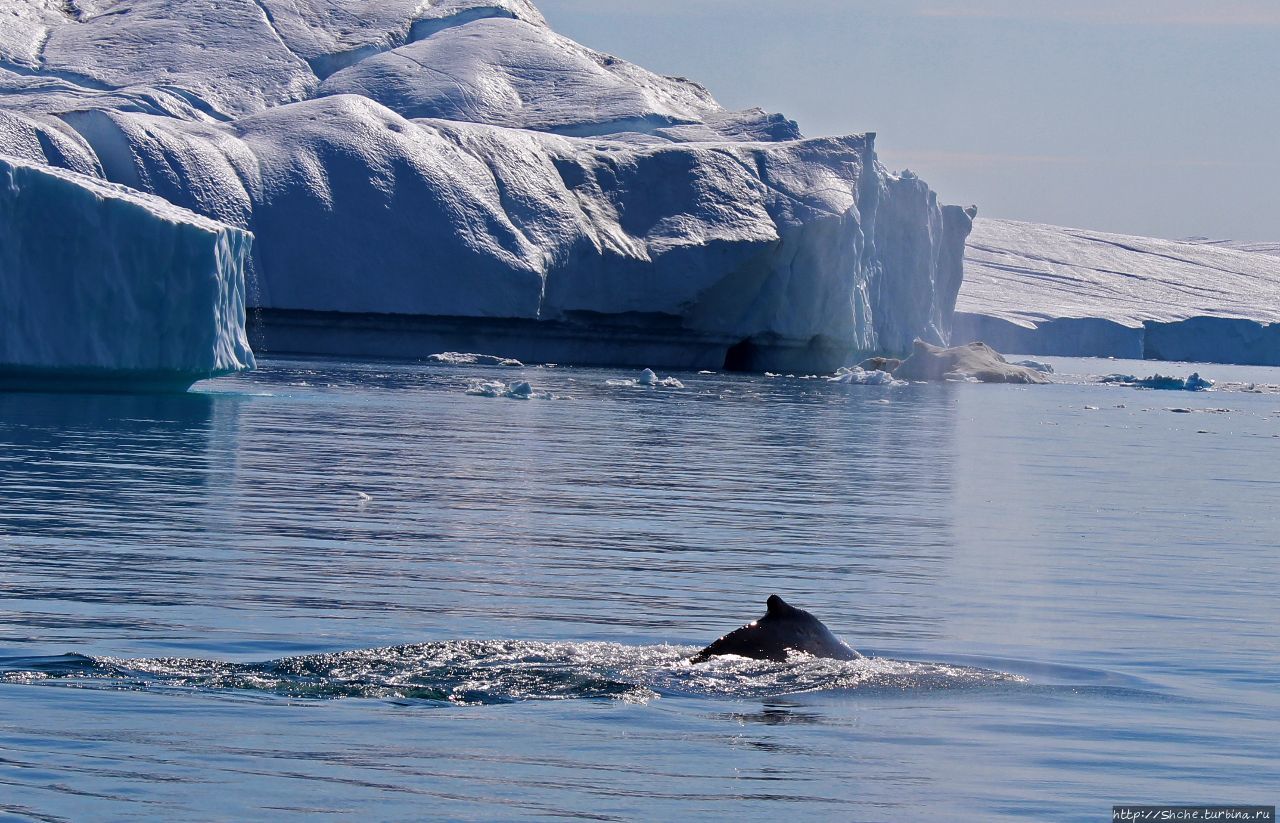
766 595 792 617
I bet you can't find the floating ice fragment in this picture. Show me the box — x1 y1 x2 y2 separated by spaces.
465 379 550 399
828 366 907 387
1011 359 1055 374
429 352 524 367
1099 373 1214 391
609 369 684 388
894 341 1050 384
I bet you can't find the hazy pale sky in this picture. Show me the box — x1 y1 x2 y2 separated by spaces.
537 0 1279 241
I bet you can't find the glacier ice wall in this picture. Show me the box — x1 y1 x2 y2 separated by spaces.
0 154 254 388
0 0 971 371
954 219 1280 365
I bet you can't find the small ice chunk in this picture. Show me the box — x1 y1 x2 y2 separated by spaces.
1185 373 1214 391
465 379 548 399
1011 359 1055 374
429 352 524 367
1099 373 1214 391
828 366 907 387
611 369 684 388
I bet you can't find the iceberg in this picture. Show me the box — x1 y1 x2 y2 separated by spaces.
0 0 971 374
893 340 1050 385
0 154 253 391
953 219 1280 365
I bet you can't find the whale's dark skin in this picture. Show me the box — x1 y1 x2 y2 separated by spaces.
690 595 861 663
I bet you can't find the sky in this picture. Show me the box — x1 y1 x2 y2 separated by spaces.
536 0 1279 241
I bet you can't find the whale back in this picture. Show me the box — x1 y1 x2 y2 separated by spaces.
690 595 860 663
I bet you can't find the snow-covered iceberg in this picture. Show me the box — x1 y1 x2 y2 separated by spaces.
0 0 971 373
953 219 1280 365
0 154 253 390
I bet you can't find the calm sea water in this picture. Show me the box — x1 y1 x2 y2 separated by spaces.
0 356 1276 821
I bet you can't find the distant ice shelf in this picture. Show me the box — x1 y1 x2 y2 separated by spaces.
953 219 1280 365
0 154 254 391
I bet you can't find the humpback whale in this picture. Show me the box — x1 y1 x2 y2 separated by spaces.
691 595 861 663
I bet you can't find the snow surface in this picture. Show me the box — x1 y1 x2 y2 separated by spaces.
0 0 970 372
954 219 1280 364
0 154 253 387
1180 238 1280 259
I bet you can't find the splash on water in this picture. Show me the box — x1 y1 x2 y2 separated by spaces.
0 642 1026 706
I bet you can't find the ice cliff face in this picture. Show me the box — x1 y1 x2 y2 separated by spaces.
0 0 970 372
953 219 1280 365
0 154 254 388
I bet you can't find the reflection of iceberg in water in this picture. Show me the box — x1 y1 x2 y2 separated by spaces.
0 392 225 534
0 391 240 638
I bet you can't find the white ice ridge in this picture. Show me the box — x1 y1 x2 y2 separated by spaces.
0 154 254 389
953 219 1280 365
0 0 971 373
1180 238 1280 259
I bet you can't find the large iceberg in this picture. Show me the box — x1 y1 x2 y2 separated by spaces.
953 219 1280 365
0 0 972 373
0 154 253 390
